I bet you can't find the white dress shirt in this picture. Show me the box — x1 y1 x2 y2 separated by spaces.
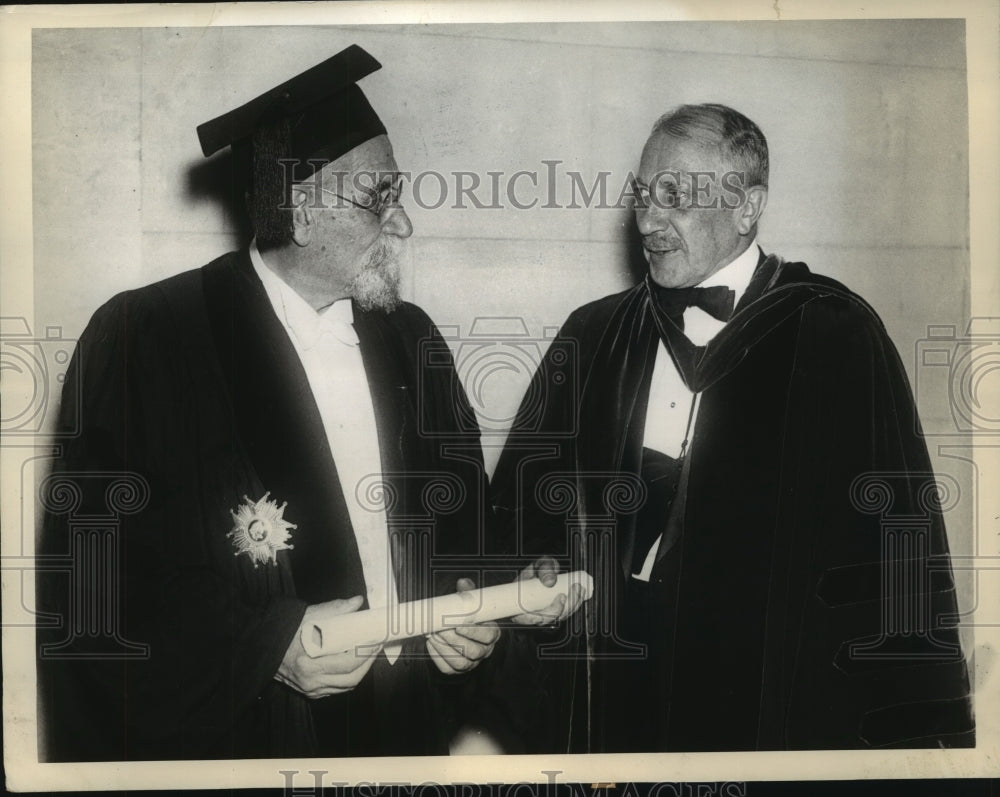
250 242 401 662
634 240 760 580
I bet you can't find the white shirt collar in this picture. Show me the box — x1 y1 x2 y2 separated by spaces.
249 240 357 348
699 238 760 308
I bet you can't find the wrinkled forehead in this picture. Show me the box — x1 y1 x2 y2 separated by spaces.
638 132 729 182
311 133 401 189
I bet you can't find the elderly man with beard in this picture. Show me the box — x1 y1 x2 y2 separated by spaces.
37 46 498 761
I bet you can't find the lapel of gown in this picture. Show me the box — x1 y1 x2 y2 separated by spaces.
201 250 366 604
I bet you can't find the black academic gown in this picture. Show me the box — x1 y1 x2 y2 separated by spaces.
37 249 487 761
489 252 975 752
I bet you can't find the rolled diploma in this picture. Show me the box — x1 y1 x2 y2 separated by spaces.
301 570 593 658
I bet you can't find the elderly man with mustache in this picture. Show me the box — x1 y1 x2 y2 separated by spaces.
37 45 497 761
490 103 974 752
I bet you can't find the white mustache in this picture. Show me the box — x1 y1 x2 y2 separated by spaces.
643 236 682 251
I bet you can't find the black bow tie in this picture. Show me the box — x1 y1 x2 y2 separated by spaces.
650 283 736 328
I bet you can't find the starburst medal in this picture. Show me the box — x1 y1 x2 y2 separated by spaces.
228 492 296 567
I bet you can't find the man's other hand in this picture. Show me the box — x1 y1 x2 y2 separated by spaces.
426 578 501 675
510 556 586 626
276 595 381 698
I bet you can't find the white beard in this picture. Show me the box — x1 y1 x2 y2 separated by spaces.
347 237 403 312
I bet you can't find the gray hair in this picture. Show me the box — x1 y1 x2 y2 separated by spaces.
651 103 769 188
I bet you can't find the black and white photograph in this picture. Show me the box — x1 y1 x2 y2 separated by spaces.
1 1 998 792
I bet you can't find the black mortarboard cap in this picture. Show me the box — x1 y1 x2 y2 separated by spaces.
196 44 386 180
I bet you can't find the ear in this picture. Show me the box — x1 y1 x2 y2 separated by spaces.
289 185 314 247
736 185 768 235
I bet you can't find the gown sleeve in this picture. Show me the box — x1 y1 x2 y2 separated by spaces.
775 292 974 748
37 287 307 760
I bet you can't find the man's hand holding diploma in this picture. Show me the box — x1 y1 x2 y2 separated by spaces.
510 557 588 626
297 571 594 660
276 595 381 698
426 578 501 675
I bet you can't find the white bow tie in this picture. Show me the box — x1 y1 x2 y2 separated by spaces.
301 316 359 348
287 300 359 349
